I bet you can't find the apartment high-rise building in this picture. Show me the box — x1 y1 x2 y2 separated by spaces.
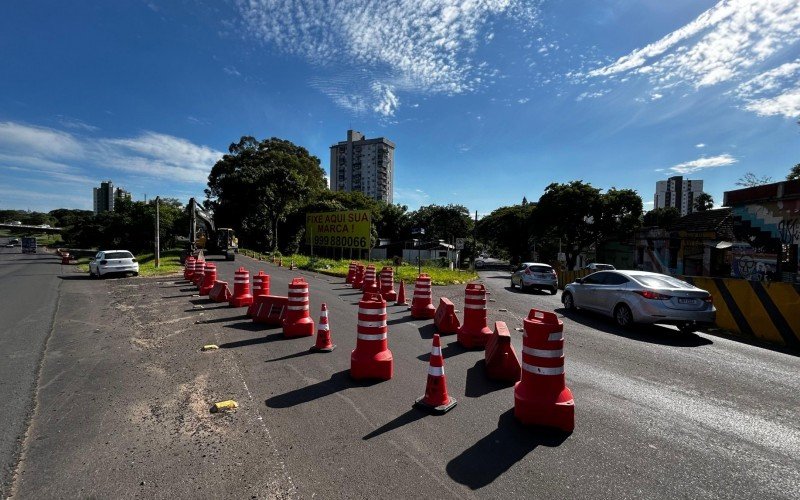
654 175 704 216
93 181 115 215
330 130 395 204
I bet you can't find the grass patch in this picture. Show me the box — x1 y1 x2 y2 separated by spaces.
76 249 184 277
239 250 477 285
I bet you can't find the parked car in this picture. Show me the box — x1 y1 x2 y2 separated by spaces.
561 270 715 333
89 250 139 278
474 255 506 269
584 263 615 271
8 238 20 247
510 262 559 294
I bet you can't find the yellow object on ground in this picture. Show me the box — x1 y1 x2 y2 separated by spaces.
201 344 219 351
210 400 238 413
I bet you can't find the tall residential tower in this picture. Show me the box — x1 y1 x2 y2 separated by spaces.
329 130 395 204
655 175 704 216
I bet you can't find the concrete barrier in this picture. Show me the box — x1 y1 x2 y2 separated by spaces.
684 276 800 349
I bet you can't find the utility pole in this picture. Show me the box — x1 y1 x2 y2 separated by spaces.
155 197 160 268
471 210 478 271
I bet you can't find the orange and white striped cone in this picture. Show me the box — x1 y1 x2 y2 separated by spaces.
414 334 457 414
310 303 336 352
396 279 408 306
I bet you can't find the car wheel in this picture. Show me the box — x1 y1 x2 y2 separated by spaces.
510 279 515 289
549 287 558 295
614 304 634 328
562 292 575 310
677 322 696 334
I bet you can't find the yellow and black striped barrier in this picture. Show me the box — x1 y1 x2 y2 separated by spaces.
684 276 800 349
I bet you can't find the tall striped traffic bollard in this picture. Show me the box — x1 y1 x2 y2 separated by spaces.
283 277 315 338
229 267 254 307
410 274 436 319
456 283 493 349
192 260 206 287
199 262 217 296
514 308 574 432
379 266 397 302
351 292 393 380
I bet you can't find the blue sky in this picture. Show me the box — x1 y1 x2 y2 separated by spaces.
1 0 799 215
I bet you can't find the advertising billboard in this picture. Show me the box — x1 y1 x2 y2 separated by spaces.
306 210 371 249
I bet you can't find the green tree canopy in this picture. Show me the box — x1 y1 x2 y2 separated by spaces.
475 203 535 263
693 193 714 212
205 136 326 251
407 204 472 244
643 207 681 227
788 163 800 181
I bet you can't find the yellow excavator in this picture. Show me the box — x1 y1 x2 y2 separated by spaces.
183 197 238 261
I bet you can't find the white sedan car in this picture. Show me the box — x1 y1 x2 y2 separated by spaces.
89 250 139 277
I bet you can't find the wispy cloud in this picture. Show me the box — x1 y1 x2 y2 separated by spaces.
57 116 99 132
584 0 800 117
695 143 706 148
669 154 737 174
0 122 223 203
223 66 241 77
236 0 540 116
734 59 800 118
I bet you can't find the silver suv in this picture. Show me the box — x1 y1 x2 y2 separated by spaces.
510 262 558 294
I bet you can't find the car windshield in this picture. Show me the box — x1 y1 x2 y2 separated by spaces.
529 265 552 273
631 274 693 289
105 251 134 259
594 264 614 270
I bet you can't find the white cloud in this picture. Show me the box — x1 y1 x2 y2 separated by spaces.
650 93 663 101
696 143 706 148
223 66 241 77
0 121 84 159
236 0 540 115
585 0 800 117
669 154 737 174
517 97 530 104
57 116 99 132
0 122 222 186
735 59 800 118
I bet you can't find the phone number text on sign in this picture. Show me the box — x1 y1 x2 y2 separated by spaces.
306 210 371 249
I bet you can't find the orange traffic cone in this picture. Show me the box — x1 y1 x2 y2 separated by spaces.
414 334 457 414
278 257 283 267
310 303 336 352
396 279 408 306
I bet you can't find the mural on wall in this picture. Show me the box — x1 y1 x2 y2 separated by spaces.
733 200 800 246
731 253 778 281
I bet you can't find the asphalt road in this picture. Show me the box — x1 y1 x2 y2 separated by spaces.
0 240 63 498
7 256 800 498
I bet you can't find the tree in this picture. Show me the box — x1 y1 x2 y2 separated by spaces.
788 163 800 181
643 207 681 227
693 193 714 212
598 188 643 237
407 204 472 244
736 172 773 187
206 136 326 252
533 181 602 270
475 203 535 264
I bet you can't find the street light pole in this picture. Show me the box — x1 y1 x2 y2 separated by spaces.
155 196 160 268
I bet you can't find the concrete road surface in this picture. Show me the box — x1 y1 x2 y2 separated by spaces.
0 241 63 498
6 257 800 498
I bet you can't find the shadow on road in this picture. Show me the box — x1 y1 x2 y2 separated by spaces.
502 286 556 296
196 314 249 325
363 408 427 440
387 315 417 326
556 307 714 347
464 360 514 398
219 332 283 348
446 409 569 489
265 350 315 363
265 369 380 409
418 323 437 340
223 321 275 332
56 274 94 280
416 337 466 361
